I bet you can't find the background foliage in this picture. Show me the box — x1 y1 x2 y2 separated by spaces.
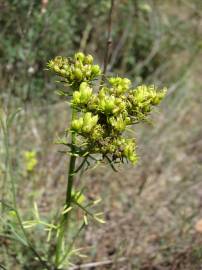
0 0 202 269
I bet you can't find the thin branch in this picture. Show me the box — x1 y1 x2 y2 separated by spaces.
102 0 115 77
69 257 126 270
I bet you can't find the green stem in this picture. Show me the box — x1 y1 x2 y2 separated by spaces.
55 109 77 267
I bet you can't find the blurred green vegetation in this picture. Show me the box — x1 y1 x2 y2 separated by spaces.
1 0 201 104
1 0 202 269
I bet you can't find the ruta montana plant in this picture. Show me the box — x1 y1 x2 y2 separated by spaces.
47 52 166 268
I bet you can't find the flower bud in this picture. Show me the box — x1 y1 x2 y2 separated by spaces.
123 78 131 88
109 116 126 132
151 89 167 105
47 60 54 69
123 140 137 164
98 88 107 99
91 65 101 76
109 77 131 95
63 64 69 71
84 54 93 64
85 70 92 77
72 91 81 105
74 68 83 81
79 82 93 103
54 56 63 65
71 118 83 132
72 83 93 106
53 65 60 73
60 69 67 76
70 72 75 81
98 96 116 114
113 98 126 114
75 52 85 62
82 112 98 133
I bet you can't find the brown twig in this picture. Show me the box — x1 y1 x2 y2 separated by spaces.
102 0 115 78
69 257 126 270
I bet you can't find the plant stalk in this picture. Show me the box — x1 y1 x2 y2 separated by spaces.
55 109 77 267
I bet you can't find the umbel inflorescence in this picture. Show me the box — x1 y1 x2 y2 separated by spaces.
48 52 166 165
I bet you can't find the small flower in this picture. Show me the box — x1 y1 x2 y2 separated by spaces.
82 112 98 133
84 54 94 65
128 85 167 119
71 118 84 132
24 151 38 172
72 82 93 106
75 52 85 62
109 116 127 132
74 68 83 81
91 65 101 76
113 97 126 115
98 95 116 114
123 139 137 164
109 77 131 95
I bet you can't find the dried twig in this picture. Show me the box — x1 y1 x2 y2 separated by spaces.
69 257 126 270
102 0 115 77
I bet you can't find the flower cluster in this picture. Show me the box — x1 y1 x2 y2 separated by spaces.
47 52 101 89
48 52 166 165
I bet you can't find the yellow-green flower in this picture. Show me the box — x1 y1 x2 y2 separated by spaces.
82 112 98 133
123 139 137 164
75 52 85 62
71 118 84 132
109 116 127 132
109 77 131 95
72 82 93 106
98 95 116 114
24 150 38 172
84 54 94 65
